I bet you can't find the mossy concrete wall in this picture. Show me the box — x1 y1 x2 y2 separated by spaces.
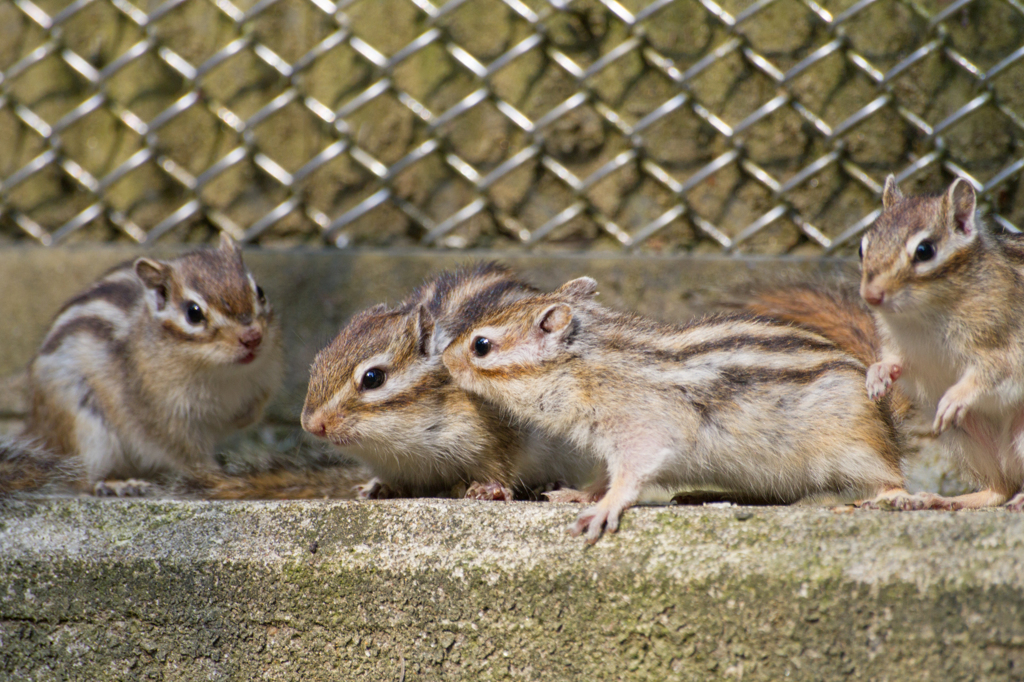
1 498 1022 680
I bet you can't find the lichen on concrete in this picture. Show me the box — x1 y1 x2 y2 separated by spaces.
1 498 1022 680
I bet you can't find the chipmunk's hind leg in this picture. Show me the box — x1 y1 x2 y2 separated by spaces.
857 488 954 510
857 487 1010 510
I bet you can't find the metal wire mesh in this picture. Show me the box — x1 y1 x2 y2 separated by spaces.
2 0 1024 253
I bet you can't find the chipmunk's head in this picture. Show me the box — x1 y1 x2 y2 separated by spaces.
442 277 598 403
860 175 980 313
301 303 448 449
134 233 278 367
404 261 537 356
301 265 541 487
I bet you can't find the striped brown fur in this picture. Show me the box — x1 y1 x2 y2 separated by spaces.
57 277 140 315
301 263 591 498
443 275 908 541
11 233 283 496
40 317 117 356
737 278 915 423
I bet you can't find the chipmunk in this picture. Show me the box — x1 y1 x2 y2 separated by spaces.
301 263 595 500
860 175 1024 511
8 233 283 496
441 277 907 542
735 276 915 424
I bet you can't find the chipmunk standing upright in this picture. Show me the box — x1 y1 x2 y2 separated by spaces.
15 233 283 495
442 277 907 542
301 263 593 499
860 175 1024 510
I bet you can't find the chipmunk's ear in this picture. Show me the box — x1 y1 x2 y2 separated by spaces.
556 277 598 301
134 258 169 288
410 305 437 357
218 232 243 258
134 258 171 308
537 303 573 335
882 174 902 209
944 177 977 238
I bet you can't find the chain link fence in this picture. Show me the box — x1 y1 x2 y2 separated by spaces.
2 0 1023 254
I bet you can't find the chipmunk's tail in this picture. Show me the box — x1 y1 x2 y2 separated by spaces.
175 465 369 500
732 276 914 423
740 278 878 365
0 435 83 496
1 434 369 499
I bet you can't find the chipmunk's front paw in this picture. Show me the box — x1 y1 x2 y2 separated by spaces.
355 477 398 500
1006 492 1024 512
933 385 975 433
465 481 513 501
570 503 625 544
866 361 901 401
94 478 154 497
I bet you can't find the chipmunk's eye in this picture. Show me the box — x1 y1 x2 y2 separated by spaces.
256 285 266 305
858 242 864 260
914 240 936 263
473 336 491 358
185 302 205 324
360 368 386 391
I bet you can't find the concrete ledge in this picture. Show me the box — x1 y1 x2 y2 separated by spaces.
2 499 1022 680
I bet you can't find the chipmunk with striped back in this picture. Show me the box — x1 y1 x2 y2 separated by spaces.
860 175 1024 511
7 234 283 496
301 263 594 500
441 277 907 543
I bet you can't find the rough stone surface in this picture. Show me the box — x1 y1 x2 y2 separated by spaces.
0 498 1022 681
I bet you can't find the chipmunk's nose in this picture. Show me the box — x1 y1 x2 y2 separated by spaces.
860 282 885 307
301 409 327 437
239 326 263 349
